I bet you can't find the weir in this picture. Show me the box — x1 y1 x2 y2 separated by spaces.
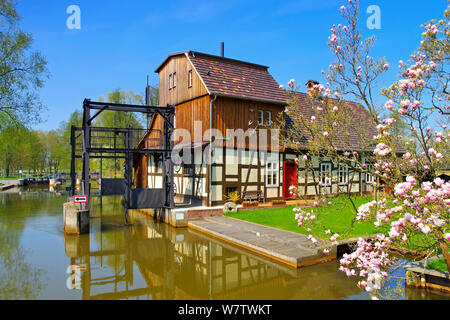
64 98 175 234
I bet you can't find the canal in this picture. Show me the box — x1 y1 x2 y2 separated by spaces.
0 187 448 300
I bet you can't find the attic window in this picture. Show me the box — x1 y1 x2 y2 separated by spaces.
169 74 173 90
173 72 177 88
188 70 193 88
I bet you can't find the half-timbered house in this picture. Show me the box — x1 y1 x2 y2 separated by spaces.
134 50 377 206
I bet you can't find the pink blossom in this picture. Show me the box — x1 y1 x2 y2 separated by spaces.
384 100 393 110
288 79 295 88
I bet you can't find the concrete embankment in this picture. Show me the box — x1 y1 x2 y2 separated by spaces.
119 204 367 269
129 208 188 228
188 216 336 268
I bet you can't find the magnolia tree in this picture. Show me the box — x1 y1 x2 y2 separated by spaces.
283 0 449 299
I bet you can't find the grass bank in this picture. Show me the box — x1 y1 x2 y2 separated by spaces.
226 195 384 240
426 258 449 273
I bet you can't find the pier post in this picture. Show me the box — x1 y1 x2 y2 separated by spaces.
63 201 89 234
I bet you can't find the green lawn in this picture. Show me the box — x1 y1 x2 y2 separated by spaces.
426 258 449 273
226 195 386 240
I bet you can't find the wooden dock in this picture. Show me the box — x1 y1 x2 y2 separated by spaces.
188 216 336 268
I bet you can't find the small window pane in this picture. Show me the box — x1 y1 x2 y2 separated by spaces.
258 110 264 125
188 70 193 87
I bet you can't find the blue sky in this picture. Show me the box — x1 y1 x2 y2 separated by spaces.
18 0 447 131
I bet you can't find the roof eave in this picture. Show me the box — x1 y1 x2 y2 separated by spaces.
211 92 287 105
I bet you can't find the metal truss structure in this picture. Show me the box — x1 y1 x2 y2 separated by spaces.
70 99 175 215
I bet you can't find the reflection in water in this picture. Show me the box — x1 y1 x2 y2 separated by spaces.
0 187 58 299
1 188 450 300
65 209 366 300
0 246 47 299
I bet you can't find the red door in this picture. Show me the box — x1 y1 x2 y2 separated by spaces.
284 161 298 199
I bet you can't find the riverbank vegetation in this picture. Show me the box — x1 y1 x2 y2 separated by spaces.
0 88 157 177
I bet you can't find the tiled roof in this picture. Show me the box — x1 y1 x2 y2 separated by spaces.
285 91 380 152
155 50 395 153
187 51 288 104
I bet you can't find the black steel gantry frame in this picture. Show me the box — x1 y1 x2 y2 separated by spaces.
70 99 175 215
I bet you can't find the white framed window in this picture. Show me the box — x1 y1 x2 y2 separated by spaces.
320 162 332 185
338 165 349 185
266 111 271 126
366 164 374 183
258 110 264 125
169 73 173 89
266 161 279 187
173 72 177 88
188 70 193 88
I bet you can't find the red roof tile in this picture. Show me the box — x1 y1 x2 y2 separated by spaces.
187 52 288 104
285 91 380 152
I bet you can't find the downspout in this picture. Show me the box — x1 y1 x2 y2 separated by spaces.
209 94 218 206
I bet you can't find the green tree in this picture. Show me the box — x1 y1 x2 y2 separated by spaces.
58 110 83 172
0 0 48 126
96 89 145 129
24 130 46 174
0 120 28 175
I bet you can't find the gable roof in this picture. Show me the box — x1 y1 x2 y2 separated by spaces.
154 50 392 153
155 51 288 105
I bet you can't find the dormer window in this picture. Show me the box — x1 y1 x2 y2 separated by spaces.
188 70 193 88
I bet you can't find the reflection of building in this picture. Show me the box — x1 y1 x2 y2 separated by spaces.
64 210 362 300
